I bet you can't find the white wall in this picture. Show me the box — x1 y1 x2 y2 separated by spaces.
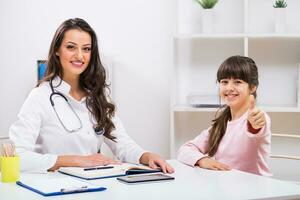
0 0 176 158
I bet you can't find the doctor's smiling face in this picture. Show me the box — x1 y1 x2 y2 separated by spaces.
56 29 92 80
41 18 117 141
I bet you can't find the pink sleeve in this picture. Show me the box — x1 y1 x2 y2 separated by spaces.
177 129 210 166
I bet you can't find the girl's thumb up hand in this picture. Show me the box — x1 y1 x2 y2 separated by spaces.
247 95 266 131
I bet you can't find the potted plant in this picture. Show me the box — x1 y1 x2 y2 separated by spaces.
273 0 287 8
195 0 218 9
195 0 219 34
273 0 288 33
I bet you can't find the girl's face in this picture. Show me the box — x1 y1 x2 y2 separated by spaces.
56 29 92 80
219 78 255 112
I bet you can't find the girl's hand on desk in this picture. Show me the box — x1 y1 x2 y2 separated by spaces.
196 157 231 171
140 152 174 174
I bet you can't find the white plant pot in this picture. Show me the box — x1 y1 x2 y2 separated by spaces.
202 9 213 34
274 8 286 33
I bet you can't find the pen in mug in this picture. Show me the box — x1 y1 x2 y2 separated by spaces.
2 143 16 157
84 166 114 171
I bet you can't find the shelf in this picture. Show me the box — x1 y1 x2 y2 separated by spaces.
248 0 300 34
174 34 245 39
177 0 244 34
174 34 300 40
173 38 244 106
172 105 300 113
173 37 300 108
247 34 300 39
171 0 300 158
172 105 219 112
259 106 300 113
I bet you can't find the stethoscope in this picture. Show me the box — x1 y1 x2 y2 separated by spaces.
49 79 105 135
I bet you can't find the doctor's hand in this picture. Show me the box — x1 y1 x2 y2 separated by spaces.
74 153 120 167
139 152 174 174
247 95 266 132
196 157 231 171
48 153 120 171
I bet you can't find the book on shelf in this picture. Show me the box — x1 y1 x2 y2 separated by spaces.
186 93 224 108
58 163 162 180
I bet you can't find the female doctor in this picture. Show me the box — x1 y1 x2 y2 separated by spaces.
9 18 174 173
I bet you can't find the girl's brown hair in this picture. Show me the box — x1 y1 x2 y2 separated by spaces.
206 55 259 156
39 18 116 140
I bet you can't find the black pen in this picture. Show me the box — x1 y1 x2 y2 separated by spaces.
84 166 114 171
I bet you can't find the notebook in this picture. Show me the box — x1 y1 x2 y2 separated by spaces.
17 175 106 196
58 163 162 180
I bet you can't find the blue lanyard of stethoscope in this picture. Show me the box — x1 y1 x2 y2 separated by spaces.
49 79 83 133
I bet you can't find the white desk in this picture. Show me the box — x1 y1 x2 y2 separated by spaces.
1 160 300 200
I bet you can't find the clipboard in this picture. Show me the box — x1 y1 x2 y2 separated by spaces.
16 176 106 196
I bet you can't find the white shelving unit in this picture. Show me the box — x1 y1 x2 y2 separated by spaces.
171 0 300 157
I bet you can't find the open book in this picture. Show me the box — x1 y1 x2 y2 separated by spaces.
58 163 162 180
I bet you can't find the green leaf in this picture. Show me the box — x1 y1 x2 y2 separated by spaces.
195 0 219 9
273 0 288 8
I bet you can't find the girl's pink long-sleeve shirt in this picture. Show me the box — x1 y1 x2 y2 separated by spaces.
177 111 272 176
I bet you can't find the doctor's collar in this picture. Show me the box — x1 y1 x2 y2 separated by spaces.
49 77 88 104
50 77 72 95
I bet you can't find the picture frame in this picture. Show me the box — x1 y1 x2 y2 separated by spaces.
37 60 47 81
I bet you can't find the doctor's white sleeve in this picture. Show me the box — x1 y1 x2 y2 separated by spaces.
9 89 57 172
103 117 146 164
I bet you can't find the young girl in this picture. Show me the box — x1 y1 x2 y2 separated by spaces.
177 55 272 176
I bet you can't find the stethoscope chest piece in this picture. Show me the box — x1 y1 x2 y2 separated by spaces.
94 127 105 136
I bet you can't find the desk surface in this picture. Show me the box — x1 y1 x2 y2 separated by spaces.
1 160 300 200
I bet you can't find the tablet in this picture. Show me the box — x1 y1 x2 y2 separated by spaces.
117 173 175 184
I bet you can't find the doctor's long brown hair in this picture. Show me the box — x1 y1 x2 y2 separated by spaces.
207 56 259 156
39 18 116 140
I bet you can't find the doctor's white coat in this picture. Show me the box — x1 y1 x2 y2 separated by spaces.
9 78 145 172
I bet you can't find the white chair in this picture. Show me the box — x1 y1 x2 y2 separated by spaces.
270 133 300 184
